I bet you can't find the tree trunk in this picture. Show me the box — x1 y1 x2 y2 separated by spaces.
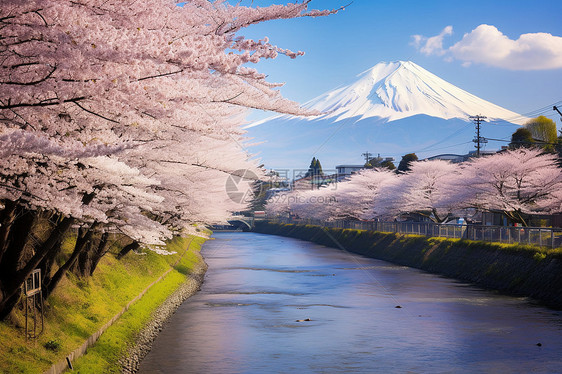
431 208 450 224
504 210 528 227
89 232 110 276
0 193 95 319
72 231 105 278
0 200 18 264
73 231 110 278
43 224 98 299
0 208 36 277
0 215 74 320
117 241 139 260
72 231 111 278
0 207 37 320
39 236 63 288
73 237 93 278
0 292 21 321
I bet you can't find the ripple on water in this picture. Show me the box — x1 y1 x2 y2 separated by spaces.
285 303 351 309
337 265 410 270
205 302 259 307
225 267 317 273
217 290 309 296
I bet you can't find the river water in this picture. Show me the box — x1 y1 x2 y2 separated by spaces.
139 232 562 373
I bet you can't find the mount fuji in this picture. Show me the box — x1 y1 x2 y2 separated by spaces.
245 61 525 170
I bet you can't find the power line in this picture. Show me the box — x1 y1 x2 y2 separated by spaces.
489 100 562 124
416 140 473 153
384 140 473 159
413 122 473 153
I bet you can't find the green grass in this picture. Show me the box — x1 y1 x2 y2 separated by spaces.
263 222 562 257
0 234 207 374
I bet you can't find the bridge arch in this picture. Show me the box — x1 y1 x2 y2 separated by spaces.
227 219 253 231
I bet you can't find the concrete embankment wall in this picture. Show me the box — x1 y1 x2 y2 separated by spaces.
254 222 562 309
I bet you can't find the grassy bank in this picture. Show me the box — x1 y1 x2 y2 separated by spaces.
254 222 562 309
0 234 207 374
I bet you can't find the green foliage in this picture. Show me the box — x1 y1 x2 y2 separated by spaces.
533 252 547 262
364 155 382 168
524 116 558 152
510 127 535 149
397 153 418 173
305 157 323 178
315 159 323 176
365 156 396 170
44 340 62 352
380 160 396 170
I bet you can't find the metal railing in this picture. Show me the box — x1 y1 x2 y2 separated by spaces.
271 218 562 248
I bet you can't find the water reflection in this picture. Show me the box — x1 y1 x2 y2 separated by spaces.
139 232 562 374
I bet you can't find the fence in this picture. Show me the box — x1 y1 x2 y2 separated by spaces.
271 218 562 248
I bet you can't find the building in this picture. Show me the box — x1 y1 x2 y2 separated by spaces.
425 150 498 163
335 165 364 180
292 175 335 190
425 154 468 163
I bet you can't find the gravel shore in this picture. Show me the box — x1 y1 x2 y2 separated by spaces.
120 256 208 374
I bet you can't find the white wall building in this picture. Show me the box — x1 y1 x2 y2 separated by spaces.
336 165 364 180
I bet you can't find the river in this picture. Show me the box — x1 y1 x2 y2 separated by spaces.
139 232 562 373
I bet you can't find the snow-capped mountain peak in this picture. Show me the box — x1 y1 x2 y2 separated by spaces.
302 60 523 124
244 61 525 169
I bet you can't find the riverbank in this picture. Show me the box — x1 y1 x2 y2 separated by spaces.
0 234 207 374
118 258 207 374
254 222 562 309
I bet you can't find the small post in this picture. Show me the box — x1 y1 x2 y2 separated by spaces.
66 357 73 370
499 227 502 243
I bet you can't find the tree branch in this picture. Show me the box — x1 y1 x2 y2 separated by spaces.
1 64 56 85
0 96 86 110
136 69 184 81
72 101 120 123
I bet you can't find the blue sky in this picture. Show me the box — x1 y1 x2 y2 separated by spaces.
237 0 562 127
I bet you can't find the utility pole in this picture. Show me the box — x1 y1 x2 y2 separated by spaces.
361 151 372 164
469 115 487 157
554 105 562 121
554 106 562 137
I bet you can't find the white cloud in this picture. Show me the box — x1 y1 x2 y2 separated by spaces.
411 26 452 56
412 24 562 71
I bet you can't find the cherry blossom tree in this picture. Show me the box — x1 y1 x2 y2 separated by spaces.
460 148 562 226
0 0 341 318
265 169 398 222
330 169 398 220
266 151 562 228
265 187 335 222
389 160 461 223
537 189 562 216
